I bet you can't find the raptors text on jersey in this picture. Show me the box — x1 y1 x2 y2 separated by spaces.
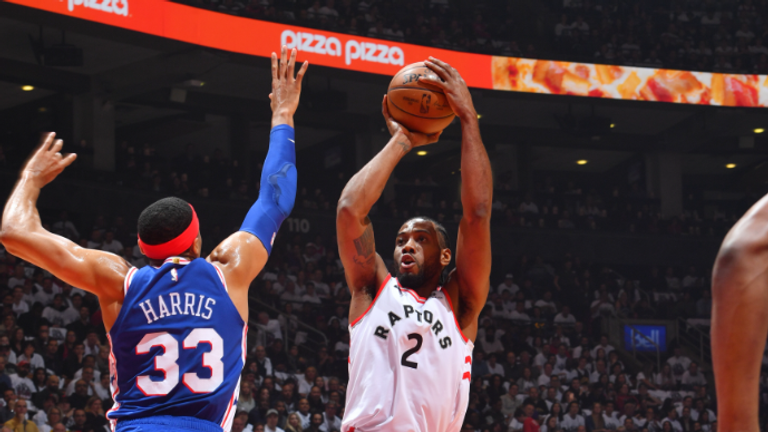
342 274 473 432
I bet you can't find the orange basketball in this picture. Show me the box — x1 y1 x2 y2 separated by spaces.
386 62 455 134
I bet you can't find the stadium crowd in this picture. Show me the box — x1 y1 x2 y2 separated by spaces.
174 0 768 74
0 197 729 432
8 138 740 240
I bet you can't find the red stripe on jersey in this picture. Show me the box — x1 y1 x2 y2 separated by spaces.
442 289 469 343
123 267 138 294
462 372 471 381
465 356 472 365
220 391 236 428
397 286 427 304
349 274 391 328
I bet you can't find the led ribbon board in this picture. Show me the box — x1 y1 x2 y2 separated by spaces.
10 0 768 107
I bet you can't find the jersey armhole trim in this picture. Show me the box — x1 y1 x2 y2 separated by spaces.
123 267 138 295
211 263 228 293
349 273 391 328
442 288 470 344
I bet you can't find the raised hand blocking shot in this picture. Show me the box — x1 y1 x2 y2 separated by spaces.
0 46 307 432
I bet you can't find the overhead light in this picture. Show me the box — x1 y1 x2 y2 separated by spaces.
183 79 205 87
576 160 588 165
755 128 765 134
476 114 482 119
726 163 737 169
610 123 615 128
38 107 47 113
416 151 428 156
21 85 34 91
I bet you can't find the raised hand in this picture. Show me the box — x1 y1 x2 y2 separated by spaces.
270 46 309 127
419 57 477 121
381 95 441 152
22 132 77 188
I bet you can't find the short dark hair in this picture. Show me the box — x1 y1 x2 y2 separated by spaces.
137 197 193 245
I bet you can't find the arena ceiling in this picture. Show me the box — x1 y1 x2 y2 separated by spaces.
0 2 767 181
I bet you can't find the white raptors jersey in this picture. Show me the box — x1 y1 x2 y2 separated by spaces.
342 274 474 432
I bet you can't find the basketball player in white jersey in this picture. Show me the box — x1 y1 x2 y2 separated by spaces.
337 57 492 432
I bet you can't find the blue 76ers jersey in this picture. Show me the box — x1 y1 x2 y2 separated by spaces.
107 257 246 431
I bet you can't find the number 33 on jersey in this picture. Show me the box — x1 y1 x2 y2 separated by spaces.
107 258 246 432
343 274 473 432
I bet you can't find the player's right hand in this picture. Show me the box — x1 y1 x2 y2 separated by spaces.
382 95 441 151
270 46 308 127
22 132 77 189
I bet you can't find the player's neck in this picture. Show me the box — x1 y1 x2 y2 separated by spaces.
148 253 196 267
406 278 441 299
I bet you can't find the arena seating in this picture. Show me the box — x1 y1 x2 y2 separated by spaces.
175 0 768 74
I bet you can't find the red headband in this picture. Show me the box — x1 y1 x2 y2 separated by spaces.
138 204 200 260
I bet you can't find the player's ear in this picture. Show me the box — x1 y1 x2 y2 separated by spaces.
440 248 451 267
192 234 203 258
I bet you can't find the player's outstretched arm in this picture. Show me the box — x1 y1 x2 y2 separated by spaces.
0 133 129 319
337 97 439 318
208 47 308 300
421 57 492 342
712 193 768 432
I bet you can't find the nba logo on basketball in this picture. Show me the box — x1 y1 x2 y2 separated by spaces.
420 94 431 113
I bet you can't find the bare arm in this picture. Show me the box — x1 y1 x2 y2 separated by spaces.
208 46 308 318
0 133 129 330
711 193 768 432
421 57 492 342
338 97 439 321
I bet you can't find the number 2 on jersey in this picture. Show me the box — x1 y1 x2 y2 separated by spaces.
136 328 223 396
400 333 423 369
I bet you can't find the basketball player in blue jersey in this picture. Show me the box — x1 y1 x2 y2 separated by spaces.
0 46 307 432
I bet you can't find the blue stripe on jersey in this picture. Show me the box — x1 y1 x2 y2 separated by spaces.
107 257 246 430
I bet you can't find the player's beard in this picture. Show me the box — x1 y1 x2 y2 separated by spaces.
396 259 442 289
396 267 425 289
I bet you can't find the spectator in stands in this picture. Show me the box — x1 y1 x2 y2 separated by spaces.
585 402 605 432
667 348 691 384
519 195 539 215
318 400 340 432
292 398 310 429
524 387 549 415
680 362 707 390
498 273 519 295
503 383 524 419
264 408 283 432
4 399 36 432
662 407 683 432
590 336 614 359
554 306 576 326
562 402 585 432
99 231 123 255
510 302 532 323
301 283 321 305
695 291 712 318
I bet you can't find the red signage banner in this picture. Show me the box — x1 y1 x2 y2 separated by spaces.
8 0 768 107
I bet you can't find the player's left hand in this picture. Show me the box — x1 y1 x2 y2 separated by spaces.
382 95 441 151
269 46 309 126
22 132 77 189
419 57 477 121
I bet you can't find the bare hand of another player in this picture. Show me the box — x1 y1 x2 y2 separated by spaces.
22 132 77 189
270 46 309 128
420 57 477 122
381 95 441 152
